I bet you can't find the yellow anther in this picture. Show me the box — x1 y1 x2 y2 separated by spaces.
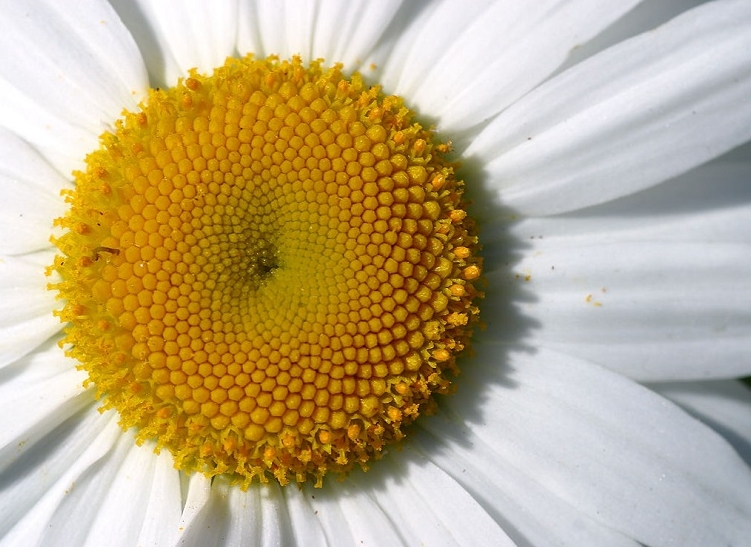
453 246 471 259
449 284 466 297
450 209 467 223
463 265 481 280
430 173 446 191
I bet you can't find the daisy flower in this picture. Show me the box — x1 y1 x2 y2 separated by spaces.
1 0 750 545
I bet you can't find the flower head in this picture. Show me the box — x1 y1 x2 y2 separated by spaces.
1 1 750 546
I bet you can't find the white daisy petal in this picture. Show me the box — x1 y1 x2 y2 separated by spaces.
440 345 751 546
560 0 708 72
302 482 365 546
71 441 182 547
177 481 237 547
0 252 62 368
380 0 644 133
280 487 327 547
257 484 293 546
324 453 514 547
468 0 751 215
0 340 88 476
310 0 404 68
0 411 120 546
377 455 514 547
654 380 751 467
134 451 184 547
484 162 751 381
240 484 288 547
237 0 403 69
312 476 415 546
236 0 285 59
0 0 148 175
32 425 174 547
110 0 239 86
489 239 751 381
106 0 181 88
494 158 751 243
177 478 295 547
0 78 91 179
174 474 213 545
479 156 751 258
322 482 420 545
373 0 491 97
414 415 639 547
0 128 71 255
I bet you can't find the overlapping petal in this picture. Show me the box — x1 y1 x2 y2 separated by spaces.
654 380 751 466
1 412 117 545
414 415 640 547
109 0 239 87
0 252 62 369
1 404 181 547
489 239 751 381
0 340 88 478
0 129 71 255
427 344 751 547
176 477 289 547
237 0 403 70
173 469 386 547
468 0 751 215
481 159 751 381
327 457 514 547
0 0 148 175
377 0 645 133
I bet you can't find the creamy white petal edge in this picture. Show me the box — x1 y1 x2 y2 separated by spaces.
109 0 239 88
0 252 62 369
0 340 88 483
377 0 645 133
0 0 148 176
414 343 751 547
0 340 183 547
236 0 404 72
558 0 710 73
468 0 751 215
176 477 319 547
653 380 751 467
480 160 751 381
0 129 71 255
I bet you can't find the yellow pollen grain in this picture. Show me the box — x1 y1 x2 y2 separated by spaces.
50 55 482 488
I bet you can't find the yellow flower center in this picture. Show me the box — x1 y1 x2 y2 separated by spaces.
50 55 482 487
